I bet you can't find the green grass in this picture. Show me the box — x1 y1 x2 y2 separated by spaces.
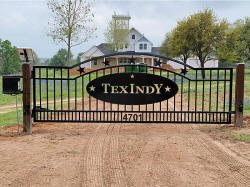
0 110 22 129
231 133 250 143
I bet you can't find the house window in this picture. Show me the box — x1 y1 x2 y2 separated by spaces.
93 59 97 65
119 58 129 64
135 58 141 63
139 44 143 50
132 35 135 39
144 44 147 50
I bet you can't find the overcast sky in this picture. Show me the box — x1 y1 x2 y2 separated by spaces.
0 0 249 58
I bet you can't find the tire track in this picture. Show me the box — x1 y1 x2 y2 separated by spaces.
199 136 250 186
104 124 127 187
118 124 250 187
81 123 127 187
108 134 127 186
188 130 250 187
80 124 106 187
150 127 249 187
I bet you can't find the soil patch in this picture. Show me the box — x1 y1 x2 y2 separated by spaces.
0 122 249 187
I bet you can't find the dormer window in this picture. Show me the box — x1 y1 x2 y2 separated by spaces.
132 35 135 39
139 43 147 50
139 44 143 50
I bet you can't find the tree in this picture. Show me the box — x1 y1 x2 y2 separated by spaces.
216 27 241 66
159 33 172 57
216 17 250 67
160 22 192 70
169 21 193 71
104 18 129 51
49 48 72 66
47 0 96 65
184 9 228 78
0 39 21 75
236 18 250 65
45 59 51 65
76 52 84 63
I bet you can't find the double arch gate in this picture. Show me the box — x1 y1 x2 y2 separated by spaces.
32 52 233 124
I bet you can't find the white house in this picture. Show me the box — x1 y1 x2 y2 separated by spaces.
80 15 218 70
119 28 153 53
80 27 161 69
168 57 218 69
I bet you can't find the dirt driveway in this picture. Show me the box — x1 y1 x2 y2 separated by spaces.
0 122 249 187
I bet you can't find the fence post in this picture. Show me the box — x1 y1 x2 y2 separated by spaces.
22 63 32 133
235 63 245 127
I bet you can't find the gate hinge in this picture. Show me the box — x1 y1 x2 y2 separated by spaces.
31 109 35 118
238 103 244 112
32 106 49 118
35 106 48 111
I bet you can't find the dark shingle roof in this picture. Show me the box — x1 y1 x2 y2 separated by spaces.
96 43 115 55
151 47 159 55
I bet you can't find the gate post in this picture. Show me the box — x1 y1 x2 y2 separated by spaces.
235 63 245 127
22 63 32 133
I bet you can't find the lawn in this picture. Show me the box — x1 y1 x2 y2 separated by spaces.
0 67 249 129
231 132 250 143
0 110 22 129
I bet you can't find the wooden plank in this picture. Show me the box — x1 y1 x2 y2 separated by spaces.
235 63 245 127
22 63 32 133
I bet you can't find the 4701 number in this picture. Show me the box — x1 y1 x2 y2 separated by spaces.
122 113 143 121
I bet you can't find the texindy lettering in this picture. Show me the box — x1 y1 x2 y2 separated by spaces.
86 72 178 105
101 83 164 94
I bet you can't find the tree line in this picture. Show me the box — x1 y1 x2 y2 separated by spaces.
46 48 83 66
159 9 250 71
0 38 83 75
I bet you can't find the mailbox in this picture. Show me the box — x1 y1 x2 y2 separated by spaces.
2 75 22 94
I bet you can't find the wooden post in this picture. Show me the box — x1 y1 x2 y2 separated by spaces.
235 63 245 127
22 63 32 133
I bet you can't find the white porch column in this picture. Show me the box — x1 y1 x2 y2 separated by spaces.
90 57 92 69
151 57 154 66
142 56 145 64
116 57 119 66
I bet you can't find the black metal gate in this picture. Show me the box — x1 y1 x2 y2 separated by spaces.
32 52 234 124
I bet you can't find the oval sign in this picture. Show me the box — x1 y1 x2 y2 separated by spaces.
87 72 178 105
